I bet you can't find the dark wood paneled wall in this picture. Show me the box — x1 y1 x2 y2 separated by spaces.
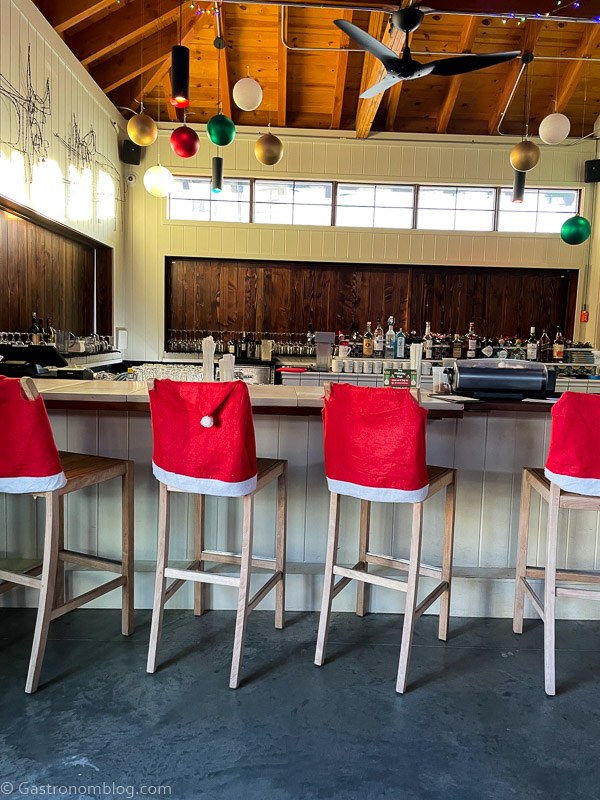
0 208 113 336
167 258 577 340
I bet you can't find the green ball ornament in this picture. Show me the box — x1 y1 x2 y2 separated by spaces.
560 215 591 246
206 114 236 146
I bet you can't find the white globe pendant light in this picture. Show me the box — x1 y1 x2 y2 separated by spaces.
143 164 174 197
233 76 263 112
539 112 571 145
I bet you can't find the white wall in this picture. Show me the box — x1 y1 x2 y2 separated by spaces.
0 0 126 332
125 127 596 360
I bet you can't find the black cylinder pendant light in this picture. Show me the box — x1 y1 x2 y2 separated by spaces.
212 156 223 193
512 169 526 203
170 3 190 108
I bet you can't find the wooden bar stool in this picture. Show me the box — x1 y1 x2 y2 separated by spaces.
0 377 134 693
514 391 600 695
146 379 287 688
315 383 456 694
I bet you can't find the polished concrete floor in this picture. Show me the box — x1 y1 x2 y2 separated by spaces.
1 608 599 800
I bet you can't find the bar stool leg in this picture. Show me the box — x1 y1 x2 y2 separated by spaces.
356 500 371 617
315 492 341 667
396 501 424 694
275 465 287 630
230 494 254 689
147 483 171 674
438 476 456 642
193 495 206 617
26 493 60 694
544 483 560 696
53 495 65 609
513 470 532 635
121 463 135 636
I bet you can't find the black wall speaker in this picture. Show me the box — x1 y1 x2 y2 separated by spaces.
121 140 142 166
584 159 600 183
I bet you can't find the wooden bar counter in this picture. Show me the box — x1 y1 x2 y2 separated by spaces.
2 380 598 620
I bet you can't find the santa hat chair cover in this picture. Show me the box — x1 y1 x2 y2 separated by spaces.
0 376 66 493
545 391 600 496
149 379 258 496
323 383 429 503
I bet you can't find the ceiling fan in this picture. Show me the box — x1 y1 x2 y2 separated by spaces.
335 7 520 99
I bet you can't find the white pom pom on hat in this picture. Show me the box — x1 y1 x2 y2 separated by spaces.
200 415 214 428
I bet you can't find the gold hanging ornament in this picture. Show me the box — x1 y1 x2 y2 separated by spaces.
127 112 158 147
254 128 284 166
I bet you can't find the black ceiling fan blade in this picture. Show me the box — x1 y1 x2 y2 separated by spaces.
334 19 399 64
429 51 520 77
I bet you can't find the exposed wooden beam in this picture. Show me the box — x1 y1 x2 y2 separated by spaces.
487 20 542 135
355 13 406 139
435 16 479 134
385 82 402 131
76 0 182 68
131 10 213 112
48 0 116 35
163 75 178 121
94 21 179 94
215 8 232 119
278 8 288 126
554 26 600 113
331 9 353 130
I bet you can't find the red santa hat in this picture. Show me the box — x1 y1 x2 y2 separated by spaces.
0 376 66 494
148 379 257 496
545 391 600 496
322 383 429 503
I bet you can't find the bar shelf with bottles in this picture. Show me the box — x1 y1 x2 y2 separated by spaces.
166 329 316 359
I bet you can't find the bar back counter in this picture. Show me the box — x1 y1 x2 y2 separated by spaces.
2 379 599 619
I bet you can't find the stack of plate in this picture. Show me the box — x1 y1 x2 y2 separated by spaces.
565 348 595 365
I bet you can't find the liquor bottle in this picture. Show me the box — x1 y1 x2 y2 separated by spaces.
227 336 236 355
350 323 361 358
247 333 255 360
480 335 494 358
451 334 462 360
526 326 538 361
362 321 374 357
384 316 395 358
512 339 526 360
465 322 478 359
46 317 56 344
423 321 433 359
28 312 41 345
496 337 508 359
538 329 551 363
373 319 384 357
239 331 248 359
553 329 565 362
395 326 406 359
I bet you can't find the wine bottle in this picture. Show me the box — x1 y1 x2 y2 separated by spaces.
28 312 41 345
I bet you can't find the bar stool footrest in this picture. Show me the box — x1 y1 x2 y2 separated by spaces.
51 576 125 620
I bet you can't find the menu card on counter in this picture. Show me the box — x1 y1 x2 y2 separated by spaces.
383 369 417 389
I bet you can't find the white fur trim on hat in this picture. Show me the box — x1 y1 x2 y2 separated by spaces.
326 477 428 504
545 468 600 497
200 416 214 428
153 462 257 497
0 472 67 494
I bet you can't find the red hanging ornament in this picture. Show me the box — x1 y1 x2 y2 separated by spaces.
170 125 200 158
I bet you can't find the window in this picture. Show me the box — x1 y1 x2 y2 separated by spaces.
254 180 333 225
497 189 579 233
336 183 413 228
168 177 250 222
417 187 495 231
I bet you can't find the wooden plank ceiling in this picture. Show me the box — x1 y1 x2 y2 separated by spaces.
33 0 600 138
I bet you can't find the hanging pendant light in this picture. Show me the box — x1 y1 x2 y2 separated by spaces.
255 126 284 166
170 3 190 108
539 112 570 145
508 52 540 173
170 123 200 158
207 113 236 146
511 169 526 203
233 69 263 112
127 111 157 147
143 164 174 197
212 156 223 193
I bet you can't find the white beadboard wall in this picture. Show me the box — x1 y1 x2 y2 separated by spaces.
125 129 595 361
0 0 126 329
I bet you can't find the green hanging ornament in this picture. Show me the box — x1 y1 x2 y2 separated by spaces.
560 215 591 246
206 114 236 146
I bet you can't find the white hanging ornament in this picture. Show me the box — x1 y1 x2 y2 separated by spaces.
233 75 263 112
539 112 571 145
143 164 174 197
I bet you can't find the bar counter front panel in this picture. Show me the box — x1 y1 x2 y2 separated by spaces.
1 381 599 620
